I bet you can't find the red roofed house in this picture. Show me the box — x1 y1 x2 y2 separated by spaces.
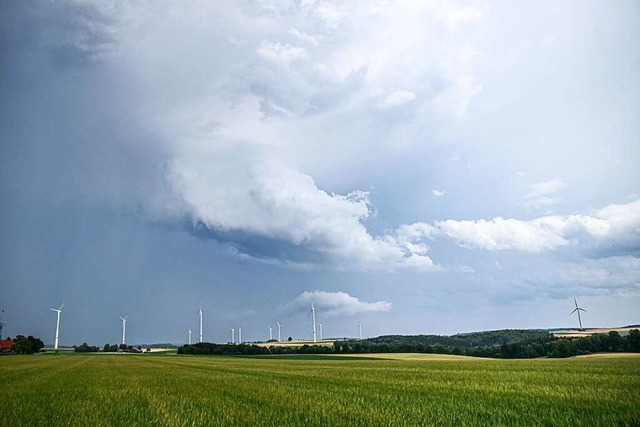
0 339 14 353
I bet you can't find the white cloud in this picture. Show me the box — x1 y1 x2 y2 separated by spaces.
434 199 640 253
436 216 569 251
288 291 392 317
289 28 319 47
522 178 566 209
380 90 416 108
256 40 308 66
30 1 485 271
432 189 445 196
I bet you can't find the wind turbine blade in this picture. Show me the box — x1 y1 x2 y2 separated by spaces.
59 302 65 310
579 308 587 312
570 308 578 314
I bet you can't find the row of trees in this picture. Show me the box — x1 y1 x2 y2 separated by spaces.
12 335 45 354
74 343 101 353
74 343 147 353
178 342 334 355
365 330 554 349
177 330 640 359
336 330 640 358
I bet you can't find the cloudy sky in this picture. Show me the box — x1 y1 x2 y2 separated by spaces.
1 0 638 346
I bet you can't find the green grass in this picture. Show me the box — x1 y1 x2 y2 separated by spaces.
1 354 638 426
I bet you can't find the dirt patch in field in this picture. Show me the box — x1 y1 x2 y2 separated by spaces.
553 327 637 338
575 353 640 359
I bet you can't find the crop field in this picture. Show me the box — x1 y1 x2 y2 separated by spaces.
1 354 639 426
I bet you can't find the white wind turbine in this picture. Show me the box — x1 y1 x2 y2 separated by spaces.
239 328 242 344
268 325 273 341
119 315 128 345
358 323 362 340
276 321 282 342
232 328 235 344
188 329 192 345
50 303 65 350
199 305 203 343
0 306 6 340
319 323 323 341
571 298 587 331
311 302 317 343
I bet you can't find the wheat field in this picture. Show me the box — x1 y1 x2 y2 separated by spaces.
1 354 638 426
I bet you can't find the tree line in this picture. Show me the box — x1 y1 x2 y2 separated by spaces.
177 329 640 359
336 330 640 358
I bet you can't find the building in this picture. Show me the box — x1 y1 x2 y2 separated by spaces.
0 339 14 354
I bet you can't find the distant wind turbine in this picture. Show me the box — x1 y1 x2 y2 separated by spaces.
570 298 587 331
199 305 203 343
358 323 362 340
50 303 65 350
232 328 235 344
188 329 192 345
119 315 128 345
319 323 323 341
0 307 6 340
276 321 282 342
268 325 273 341
311 302 317 343
239 328 242 344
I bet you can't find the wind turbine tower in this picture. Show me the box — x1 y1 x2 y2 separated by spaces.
277 321 282 342
239 328 242 344
199 306 203 343
232 328 235 344
119 316 128 345
0 307 6 340
358 323 362 340
319 323 323 341
311 302 317 343
50 303 65 350
571 298 587 331
268 326 273 341
188 329 192 345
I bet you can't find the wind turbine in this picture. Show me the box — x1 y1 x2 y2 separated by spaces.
311 302 317 343
358 323 362 340
199 305 203 343
232 328 235 344
571 298 587 331
50 303 65 350
238 328 242 344
276 321 282 342
319 323 323 341
119 316 128 345
188 329 192 345
268 325 273 341
0 307 6 340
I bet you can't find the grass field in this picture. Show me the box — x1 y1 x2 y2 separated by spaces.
1 354 638 426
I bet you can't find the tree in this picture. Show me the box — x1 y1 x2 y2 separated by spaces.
606 331 624 352
13 335 45 354
627 329 640 352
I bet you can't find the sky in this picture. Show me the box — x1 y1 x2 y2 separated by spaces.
1 0 639 346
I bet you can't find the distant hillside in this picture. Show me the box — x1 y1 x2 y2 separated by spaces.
361 329 553 349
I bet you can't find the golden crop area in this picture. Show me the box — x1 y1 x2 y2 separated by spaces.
1 353 638 426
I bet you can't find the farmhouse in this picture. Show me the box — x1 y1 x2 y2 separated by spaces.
0 339 14 354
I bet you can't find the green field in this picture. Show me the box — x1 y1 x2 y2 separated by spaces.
1 354 638 426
